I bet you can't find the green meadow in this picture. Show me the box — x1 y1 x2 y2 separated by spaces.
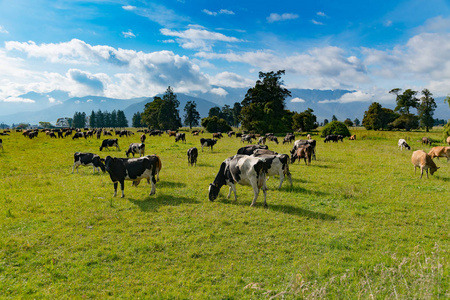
0 128 448 299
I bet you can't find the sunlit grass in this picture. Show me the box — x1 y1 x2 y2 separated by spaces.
0 128 448 298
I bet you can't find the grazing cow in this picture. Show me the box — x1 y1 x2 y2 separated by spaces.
398 139 411 150
99 139 120 151
0 138 3 151
324 135 339 143
258 136 266 145
72 132 84 139
235 133 243 138
251 153 292 189
422 137 432 146
428 146 450 162
241 134 255 144
227 131 235 137
200 138 217 152
187 147 198 166
237 144 269 155
291 139 317 160
125 143 145 157
167 130 177 137
411 150 439 178
268 135 279 144
48 132 57 138
191 130 200 135
447 136 450 145
140 134 146 143
105 155 160 197
252 149 278 156
306 134 311 140
291 144 313 165
208 155 268 207
349 135 356 140
282 133 295 144
212 132 223 139
175 133 186 143
72 152 105 174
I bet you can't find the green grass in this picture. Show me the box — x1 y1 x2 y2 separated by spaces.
0 128 448 299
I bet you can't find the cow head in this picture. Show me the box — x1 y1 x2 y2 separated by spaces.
430 166 440 175
104 156 115 172
208 183 220 201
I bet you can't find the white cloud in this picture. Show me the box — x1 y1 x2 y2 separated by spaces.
317 12 327 17
202 9 235 16
312 19 324 25
208 72 253 88
267 13 299 23
2 96 35 103
291 97 305 103
122 5 136 11
211 87 228 96
0 25 8 34
121 3 188 28
122 30 136 38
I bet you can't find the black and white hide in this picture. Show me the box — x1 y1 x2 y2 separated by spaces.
291 139 316 160
72 152 105 174
187 147 198 166
99 139 120 151
105 155 159 198
208 155 268 207
175 133 186 143
237 144 268 155
251 153 292 189
398 139 411 150
200 138 217 152
125 143 145 157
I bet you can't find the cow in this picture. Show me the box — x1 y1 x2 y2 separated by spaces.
252 149 278 156
237 144 269 155
422 137 432 146
227 131 235 137
349 135 356 140
258 136 266 145
241 134 255 143
125 143 145 158
251 153 292 189
411 150 439 178
200 138 217 152
428 146 450 162
282 133 295 144
208 155 268 207
131 154 162 186
105 155 160 197
72 132 84 139
187 147 198 166
99 139 120 151
0 138 3 151
140 134 146 143
212 132 223 139
72 152 105 174
291 139 316 160
398 139 411 150
324 135 339 143
291 144 313 165
175 133 186 143
167 130 177 137
447 136 450 145
268 135 279 144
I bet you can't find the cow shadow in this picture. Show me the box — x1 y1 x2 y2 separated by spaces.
157 181 186 188
128 193 199 212
434 175 450 182
287 185 330 197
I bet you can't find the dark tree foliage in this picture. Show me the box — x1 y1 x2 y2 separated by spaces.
362 102 399 130
320 121 351 137
240 70 292 133
353 118 360 126
208 106 222 118
183 101 200 129
142 97 164 129
72 112 86 128
391 88 419 114
323 119 329 126
232 102 242 127
389 114 419 131
132 112 143 128
417 89 437 132
201 116 232 133
89 111 96 128
110 110 117 127
344 118 353 127
292 108 318 132
141 87 181 130
331 115 338 122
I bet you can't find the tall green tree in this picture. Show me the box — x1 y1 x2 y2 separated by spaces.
72 112 86 128
240 70 291 133
232 102 242 127
89 111 96 128
390 88 419 114
208 106 222 118
116 110 128 127
132 112 143 128
183 101 200 129
110 110 118 128
96 110 104 128
353 118 360 126
331 115 338 122
417 89 437 132
292 108 318 132
158 87 181 130
362 102 399 130
142 97 164 129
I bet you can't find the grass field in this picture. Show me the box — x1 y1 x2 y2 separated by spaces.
0 128 448 299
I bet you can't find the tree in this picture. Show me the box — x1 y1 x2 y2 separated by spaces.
353 118 360 126
158 87 182 130
232 102 242 127
132 112 143 128
183 101 200 129
240 70 292 133
116 110 128 127
96 110 104 128
142 96 164 129
89 111 96 128
292 108 318 132
208 106 222 118
390 114 419 131
323 119 329 126
444 94 450 109
332 115 338 122
362 102 399 130
344 118 353 127
72 112 86 128
320 121 351 137
39 122 52 128
201 116 231 133
391 88 419 114
110 110 118 128
417 89 437 132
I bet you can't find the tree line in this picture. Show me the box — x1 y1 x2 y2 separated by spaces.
72 109 128 128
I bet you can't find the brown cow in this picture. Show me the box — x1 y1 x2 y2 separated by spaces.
422 137 432 146
428 146 450 162
447 136 450 145
411 150 439 178
167 130 177 137
349 135 356 140
291 144 312 165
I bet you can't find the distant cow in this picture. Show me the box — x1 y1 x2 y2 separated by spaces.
282 134 295 144
0 138 3 151
411 150 439 178
251 153 292 189
241 134 255 143
258 136 266 145
349 135 356 140
99 139 120 151
105 155 160 197
292 139 316 160
208 155 268 207
167 130 177 137
72 152 105 174
237 144 269 155
227 131 235 137
398 139 411 150
428 146 450 162
267 135 279 144
447 136 450 145
212 132 223 139
422 137 432 146
200 138 217 152
125 143 145 158
175 133 186 143
187 147 198 166
72 132 84 139
291 144 313 165
324 135 338 143
140 134 146 143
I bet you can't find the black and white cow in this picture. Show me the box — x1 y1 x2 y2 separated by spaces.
187 147 198 166
208 155 268 207
251 153 292 189
125 143 145 157
175 133 186 143
99 139 120 151
398 139 411 150
105 155 159 197
72 132 84 139
291 139 317 160
72 152 105 174
0 138 3 151
200 138 217 152
237 144 268 155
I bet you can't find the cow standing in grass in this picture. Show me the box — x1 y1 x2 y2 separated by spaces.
187 147 198 166
125 143 145 158
398 139 411 150
411 150 439 179
428 146 450 162
209 155 268 207
175 133 186 143
72 152 105 174
200 138 217 152
100 139 120 151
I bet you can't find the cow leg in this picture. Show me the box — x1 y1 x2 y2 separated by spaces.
149 176 156 195
120 180 125 198
278 172 284 189
227 184 237 200
113 182 118 197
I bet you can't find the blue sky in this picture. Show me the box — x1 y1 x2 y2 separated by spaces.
1 0 450 108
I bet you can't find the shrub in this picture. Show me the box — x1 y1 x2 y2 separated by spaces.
442 121 450 141
320 121 351 137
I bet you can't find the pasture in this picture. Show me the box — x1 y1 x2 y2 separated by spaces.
0 128 448 299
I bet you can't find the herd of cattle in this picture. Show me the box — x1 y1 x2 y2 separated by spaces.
1 128 449 206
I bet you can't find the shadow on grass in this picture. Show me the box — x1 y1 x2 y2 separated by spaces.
287 185 330 197
434 175 450 182
157 181 186 188
128 193 199 212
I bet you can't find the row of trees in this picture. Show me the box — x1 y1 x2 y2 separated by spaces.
72 110 128 128
363 88 437 132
